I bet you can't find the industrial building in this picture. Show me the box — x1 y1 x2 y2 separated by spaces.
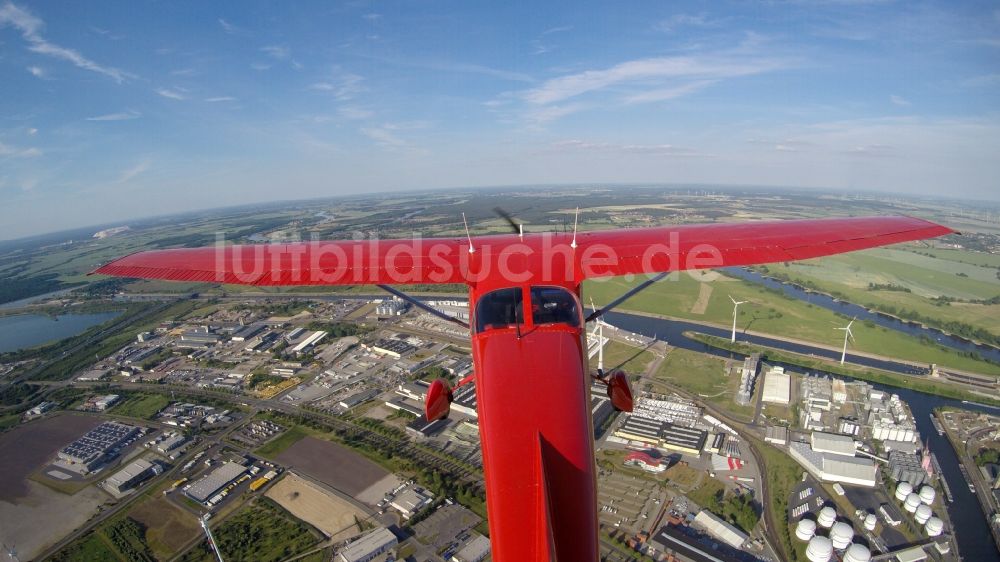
406 414 447 439
231 323 266 342
105 458 163 495
735 353 761 405
649 525 743 562
810 431 857 456
788 442 877 487
614 415 707 455
78 394 121 412
367 338 416 359
339 389 379 409
761 366 791 405
375 296 407 316
58 421 141 472
692 509 749 549
156 433 189 454
396 381 429 401
338 526 398 562
390 486 433 519
186 461 247 503
452 383 479 418
292 330 328 353
889 450 929 487
180 328 220 345
453 535 490 562
765 425 788 446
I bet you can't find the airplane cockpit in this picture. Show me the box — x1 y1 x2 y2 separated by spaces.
474 286 580 332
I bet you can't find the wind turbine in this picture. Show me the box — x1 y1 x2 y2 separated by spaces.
3 543 19 562
836 317 857 365
729 295 747 343
589 299 607 376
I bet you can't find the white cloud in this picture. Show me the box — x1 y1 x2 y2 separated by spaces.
250 62 272 71
26 65 45 78
890 95 911 106
0 141 42 158
623 80 717 104
86 110 141 121
551 139 711 157
205 96 237 103
0 2 130 82
26 127 37 135
260 45 290 59
654 13 716 32
360 126 404 147
155 88 186 100
522 53 791 106
362 13 381 22
218 18 248 35
116 159 150 184
338 106 374 120
310 71 366 101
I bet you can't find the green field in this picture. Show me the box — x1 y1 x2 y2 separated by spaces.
584 271 1000 376
179 498 321 562
255 425 310 458
49 532 122 562
651 348 754 419
588 340 656 375
111 393 171 419
748 436 804 562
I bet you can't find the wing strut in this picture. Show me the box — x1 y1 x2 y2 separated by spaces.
375 284 470 329
585 271 670 323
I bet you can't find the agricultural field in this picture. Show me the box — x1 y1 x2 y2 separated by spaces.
265 472 370 541
180 498 322 562
274 436 390 497
127 494 203 560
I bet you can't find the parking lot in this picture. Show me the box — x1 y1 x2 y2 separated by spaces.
597 470 668 537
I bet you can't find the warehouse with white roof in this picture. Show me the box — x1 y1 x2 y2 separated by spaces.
761 366 791 405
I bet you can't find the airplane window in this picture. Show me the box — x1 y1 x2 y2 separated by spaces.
474 287 524 332
530 286 580 327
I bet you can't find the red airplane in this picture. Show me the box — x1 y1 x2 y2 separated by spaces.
93 214 952 561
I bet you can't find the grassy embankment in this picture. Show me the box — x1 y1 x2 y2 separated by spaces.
584 270 1000 376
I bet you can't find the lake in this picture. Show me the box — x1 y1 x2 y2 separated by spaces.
0 311 121 353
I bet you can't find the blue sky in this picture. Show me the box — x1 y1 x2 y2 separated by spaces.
1 1 998 239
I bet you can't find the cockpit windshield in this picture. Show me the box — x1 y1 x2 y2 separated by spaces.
529 286 580 327
475 287 524 332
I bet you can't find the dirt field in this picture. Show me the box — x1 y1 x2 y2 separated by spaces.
0 414 102 502
128 495 202 559
689 282 713 314
275 436 388 496
0 479 108 560
266 472 369 540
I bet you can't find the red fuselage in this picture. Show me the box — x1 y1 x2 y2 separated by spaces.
469 282 598 561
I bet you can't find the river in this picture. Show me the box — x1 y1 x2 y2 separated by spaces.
606 310 1000 561
0 312 121 353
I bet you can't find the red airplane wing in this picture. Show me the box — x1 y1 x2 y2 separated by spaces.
93 215 952 286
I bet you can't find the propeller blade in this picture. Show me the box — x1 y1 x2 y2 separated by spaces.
493 207 521 234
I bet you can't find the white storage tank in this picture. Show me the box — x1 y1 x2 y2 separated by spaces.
914 504 933 525
830 522 854 550
843 543 872 562
796 518 817 541
817 506 837 528
806 536 834 562
904 492 921 513
895 481 913 501
926 516 944 537
919 485 936 505
863 513 877 531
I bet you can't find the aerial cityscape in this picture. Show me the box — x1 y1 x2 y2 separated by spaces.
2 1 1000 561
